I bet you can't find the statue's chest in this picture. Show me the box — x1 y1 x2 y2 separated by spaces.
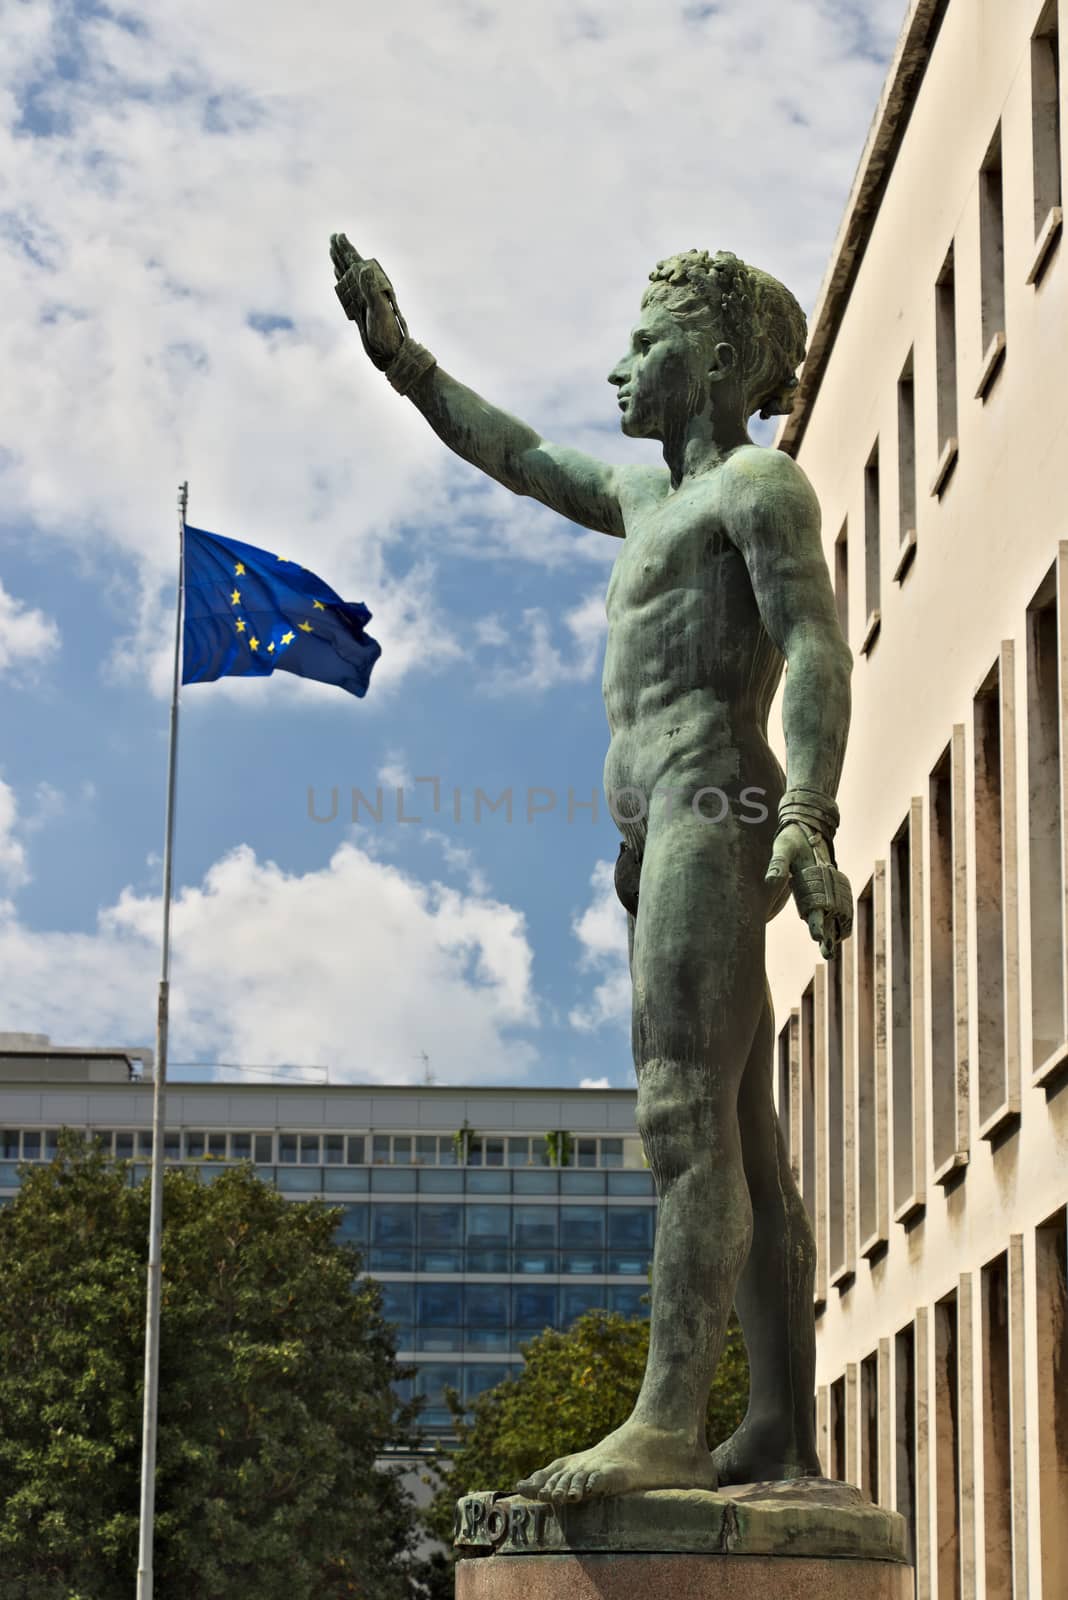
606 503 737 617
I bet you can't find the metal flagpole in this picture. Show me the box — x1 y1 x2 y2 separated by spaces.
136 480 187 1600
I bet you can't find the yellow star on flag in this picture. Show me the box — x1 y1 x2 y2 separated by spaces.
276 555 291 564
281 630 295 645
234 562 245 576
235 618 247 633
312 600 325 610
268 641 276 653
230 589 241 605
298 620 313 633
249 636 259 651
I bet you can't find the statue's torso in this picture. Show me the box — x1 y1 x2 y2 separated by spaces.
602 463 785 804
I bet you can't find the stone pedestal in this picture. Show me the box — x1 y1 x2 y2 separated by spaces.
453 1479 913 1599
456 1551 913 1598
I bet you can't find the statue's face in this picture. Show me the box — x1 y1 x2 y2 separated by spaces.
607 303 702 440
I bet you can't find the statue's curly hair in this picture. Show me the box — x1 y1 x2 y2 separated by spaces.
642 249 807 419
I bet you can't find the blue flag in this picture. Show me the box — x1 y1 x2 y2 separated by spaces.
181 526 381 699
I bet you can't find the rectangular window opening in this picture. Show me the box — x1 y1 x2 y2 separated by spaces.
930 745 960 1169
935 1292 962 1600
1032 2 1063 234
864 442 881 634
897 353 917 553
856 880 877 1242
830 1374 846 1481
1027 567 1066 1069
1037 1208 1068 1596
979 125 1007 353
801 983 816 1225
891 817 915 1211
895 1323 917 1566
827 950 845 1275
982 1252 1014 1596
974 662 1008 1125
835 520 849 641
935 246 959 467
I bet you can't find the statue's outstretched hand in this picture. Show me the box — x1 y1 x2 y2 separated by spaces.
765 823 853 960
329 232 406 370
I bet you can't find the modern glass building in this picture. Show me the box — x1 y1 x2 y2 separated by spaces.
0 1036 654 1437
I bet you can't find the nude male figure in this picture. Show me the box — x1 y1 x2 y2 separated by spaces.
330 236 853 1503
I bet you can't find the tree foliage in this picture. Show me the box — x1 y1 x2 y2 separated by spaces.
0 1137 428 1600
425 1307 749 1545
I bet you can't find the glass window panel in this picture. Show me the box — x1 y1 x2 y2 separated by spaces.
254 1165 275 1184
514 1252 557 1275
576 1138 598 1169
137 1131 154 1158
562 1285 606 1324
515 1327 551 1348
392 1324 415 1350
278 1133 298 1164
607 1208 655 1250
1 1131 19 1160
465 1204 510 1247
373 1135 391 1165
414 1363 463 1424
379 1282 414 1323
530 1137 551 1168
465 1327 512 1353
484 1137 505 1167
512 1285 557 1329
298 1134 319 1165
418 1249 464 1273
600 1139 624 1168
561 1251 604 1275
560 1171 605 1195
415 1136 438 1166
372 1204 416 1246
466 1170 510 1194
371 1168 417 1193
560 1206 606 1250
609 1285 649 1319
206 1133 226 1158
335 1203 369 1244
323 1134 343 1164
417 1282 463 1327
393 1136 412 1164
507 1138 530 1167
42 1130 59 1161
514 1170 558 1195
607 1254 649 1276
185 1131 206 1158
0 1163 20 1185
606 1170 655 1197
91 1130 114 1155
417 1327 462 1352
465 1365 508 1403
324 1166 369 1192
419 1204 463 1247
346 1134 365 1165
467 1137 483 1167
465 1284 510 1327
466 1248 510 1273
115 1132 134 1160
369 1247 414 1271
253 1134 273 1162
163 1130 181 1160
513 1206 558 1250
437 1138 457 1167
22 1131 41 1160
230 1133 251 1160
276 1167 320 1192
418 1169 463 1194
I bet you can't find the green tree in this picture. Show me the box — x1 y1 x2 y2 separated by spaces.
0 1136 426 1600
425 1307 748 1545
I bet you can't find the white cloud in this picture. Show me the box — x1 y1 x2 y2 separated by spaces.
569 857 630 1033
0 579 60 677
0 838 538 1080
579 1076 611 1089
0 780 30 890
480 586 608 695
0 0 906 696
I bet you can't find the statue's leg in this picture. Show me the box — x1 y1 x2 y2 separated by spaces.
712 981 821 1484
518 808 767 1503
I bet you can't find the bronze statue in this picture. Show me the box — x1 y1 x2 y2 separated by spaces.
330 234 852 1504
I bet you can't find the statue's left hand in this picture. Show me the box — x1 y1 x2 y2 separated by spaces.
765 823 853 959
329 231 406 370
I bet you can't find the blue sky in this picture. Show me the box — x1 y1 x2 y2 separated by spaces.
0 0 907 1086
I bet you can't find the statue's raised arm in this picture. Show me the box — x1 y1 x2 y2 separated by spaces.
329 231 626 538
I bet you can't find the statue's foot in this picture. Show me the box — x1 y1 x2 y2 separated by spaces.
711 1417 821 1486
516 1421 718 1504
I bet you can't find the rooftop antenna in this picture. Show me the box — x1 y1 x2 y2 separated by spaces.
416 1050 434 1085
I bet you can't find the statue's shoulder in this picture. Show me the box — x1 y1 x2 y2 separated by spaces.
719 444 818 524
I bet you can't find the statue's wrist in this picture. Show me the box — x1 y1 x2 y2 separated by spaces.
385 339 437 396
776 786 839 841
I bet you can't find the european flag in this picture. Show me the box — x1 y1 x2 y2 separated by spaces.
181 526 381 699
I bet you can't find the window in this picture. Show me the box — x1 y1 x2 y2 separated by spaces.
137 1131 154 1158
42 1129 59 1161
298 1134 319 1165
608 1284 648 1318
115 1132 134 1160
601 1138 624 1167
935 1293 961 1600
891 814 917 1214
801 982 816 1224
576 1138 598 1168
512 1284 557 1337
863 441 881 648
896 355 917 571
163 1129 181 1161
278 1133 298 1164
369 1202 415 1271
560 1204 605 1273
1 1131 18 1160
856 881 877 1243
895 1323 917 1567
861 1353 879 1504
415 1135 438 1166
345 1134 365 1165
834 520 849 640
933 246 959 493
827 949 845 1278
22 1131 41 1160
335 1203 368 1245
974 648 1020 1134
465 1202 509 1272
562 1285 605 1324
393 1136 411 1165
230 1133 251 1160
465 1284 509 1327
323 1134 343 1164
776 1021 792 1153
253 1133 273 1163
830 1375 846 1481
930 732 969 1176
1036 1209 1068 1596
978 125 1007 389
1030 1 1062 280
1027 564 1066 1075
607 1206 654 1274
982 1252 1013 1597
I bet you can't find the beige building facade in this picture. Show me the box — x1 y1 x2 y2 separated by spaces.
767 1 1068 1596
